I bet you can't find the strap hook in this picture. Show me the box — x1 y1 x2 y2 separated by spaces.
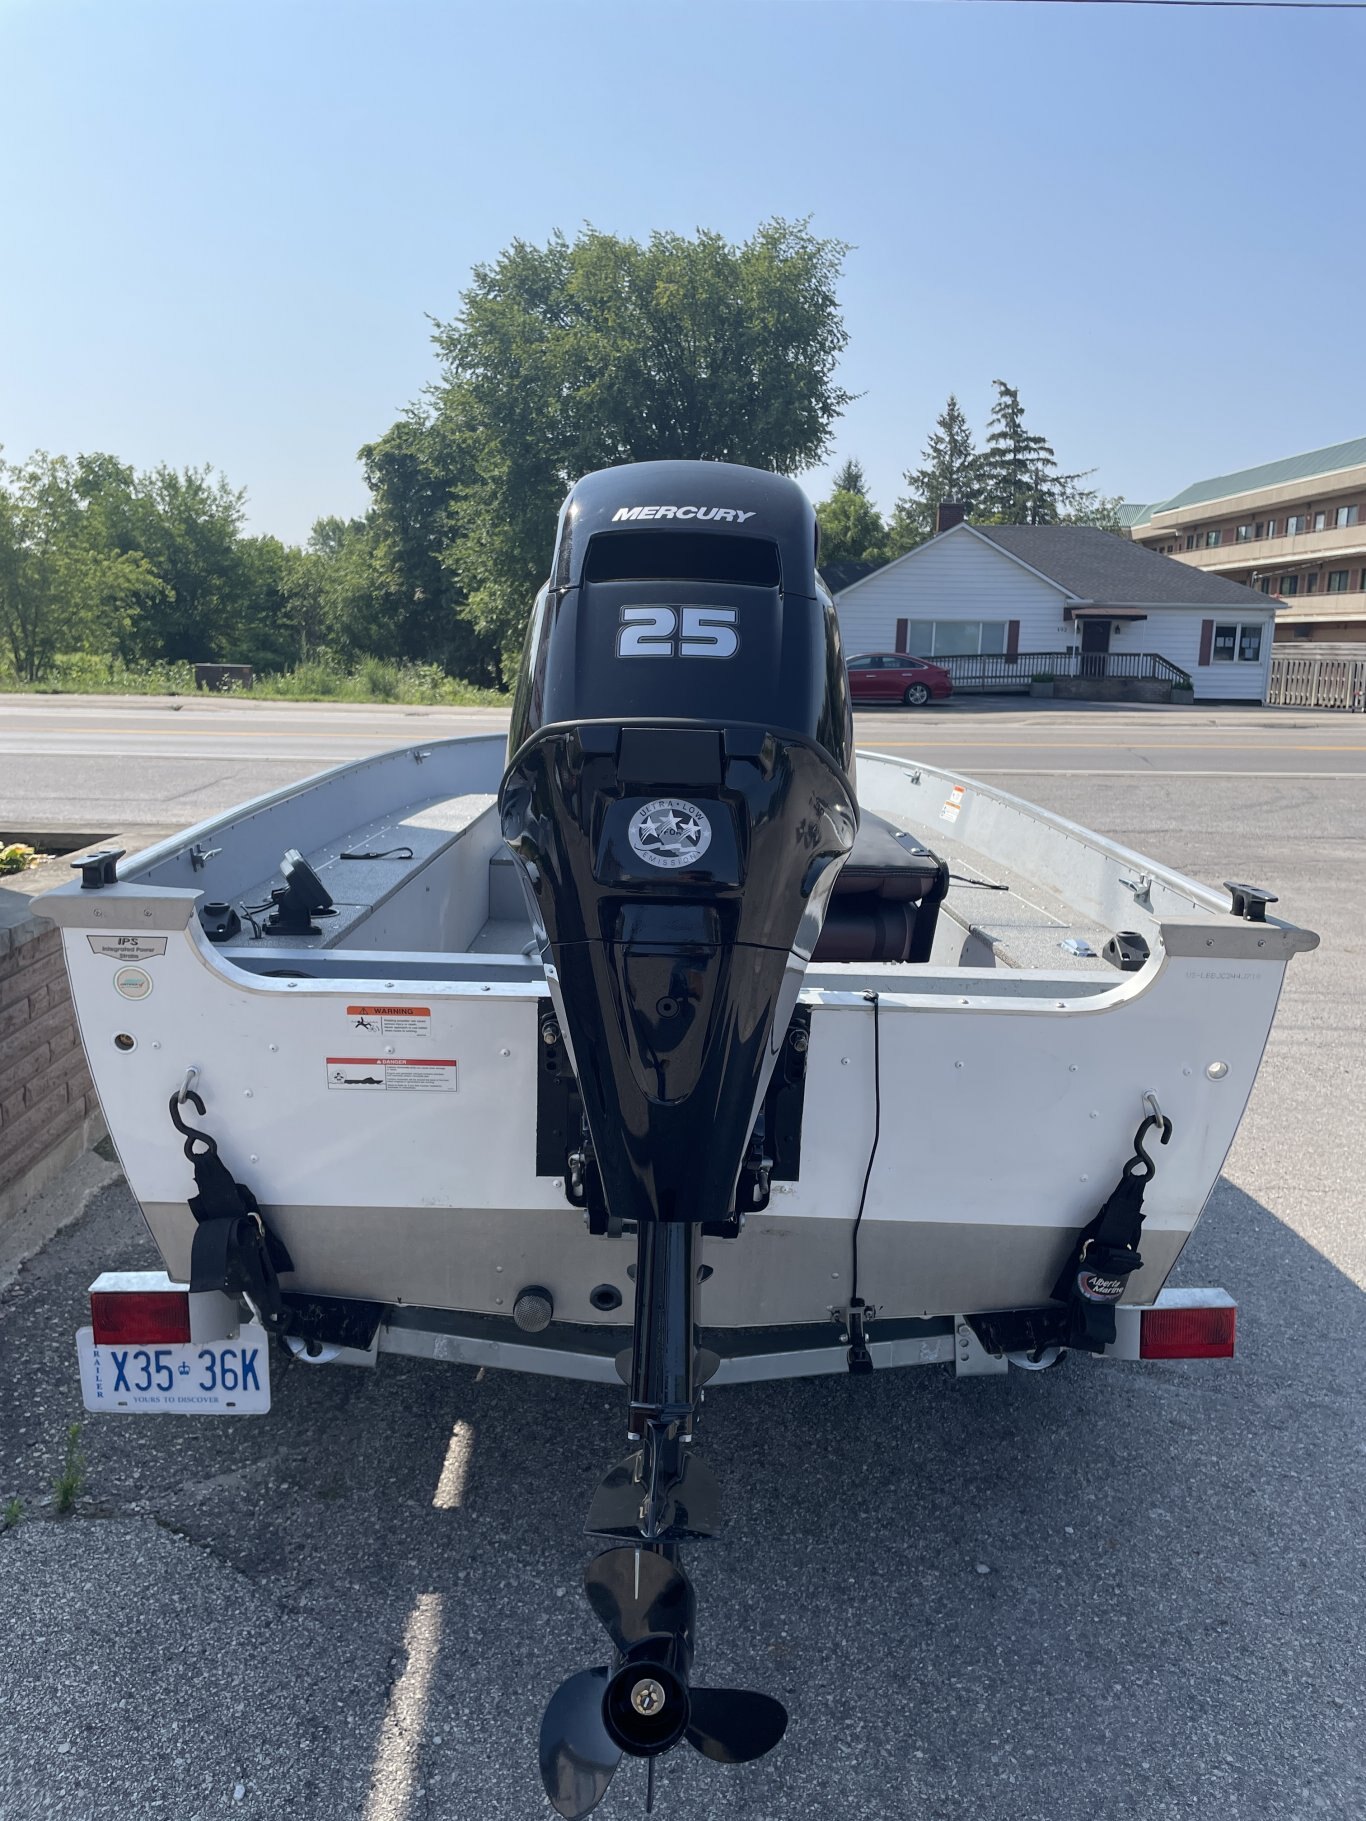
167 1087 218 1160
1125 1108 1172 1180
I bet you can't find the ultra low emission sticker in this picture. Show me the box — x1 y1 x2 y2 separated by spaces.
325 1057 457 1092
87 935 168 961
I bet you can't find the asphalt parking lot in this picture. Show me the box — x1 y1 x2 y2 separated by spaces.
1 698 1363 1821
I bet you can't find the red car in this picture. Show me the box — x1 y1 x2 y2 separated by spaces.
846 651 953 707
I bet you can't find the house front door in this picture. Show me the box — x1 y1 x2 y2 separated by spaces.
1080 618 1111 678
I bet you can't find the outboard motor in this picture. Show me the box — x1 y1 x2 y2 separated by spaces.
500 460 857 1816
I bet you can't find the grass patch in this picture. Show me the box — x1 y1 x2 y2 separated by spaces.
52 1423 85 1515
2 1496 22 1530
0 652 508 707
245 657 506 706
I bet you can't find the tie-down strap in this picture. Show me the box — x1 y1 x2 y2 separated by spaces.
1051 1109 1173 1352
168 1089 294 1333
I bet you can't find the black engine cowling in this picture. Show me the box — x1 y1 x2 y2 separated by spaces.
500 460 857 1231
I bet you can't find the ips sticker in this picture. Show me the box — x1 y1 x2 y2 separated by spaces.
87 935 168 961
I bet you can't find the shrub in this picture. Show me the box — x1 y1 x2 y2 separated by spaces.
0 844 39 876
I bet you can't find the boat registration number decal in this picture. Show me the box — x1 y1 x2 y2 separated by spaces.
940 785 965 824
325 1057 457 1092
76 1324 270 1414
345 1004 431 1036
87 935 168 961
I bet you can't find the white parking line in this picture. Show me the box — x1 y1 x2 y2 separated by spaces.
363 1591 444 1821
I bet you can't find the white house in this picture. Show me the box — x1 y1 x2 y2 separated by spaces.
831 522 1276 702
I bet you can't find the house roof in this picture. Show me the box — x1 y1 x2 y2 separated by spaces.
818 558 886 595
1115 501 1152 529
969 524 1269 608
1135 434 1366 524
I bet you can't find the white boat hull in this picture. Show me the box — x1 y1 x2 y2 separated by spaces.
43 733 1315 1366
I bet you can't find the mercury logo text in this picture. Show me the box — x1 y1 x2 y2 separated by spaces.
611 506 756 523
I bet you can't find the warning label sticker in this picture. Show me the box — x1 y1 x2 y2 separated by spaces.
940 785 965 825
325 1057 456 1092
87 935 168 961
344 1005 431 1037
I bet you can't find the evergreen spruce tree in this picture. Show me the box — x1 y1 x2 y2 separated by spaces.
977 379 1087 525
889 394 981 553
828 456 870 498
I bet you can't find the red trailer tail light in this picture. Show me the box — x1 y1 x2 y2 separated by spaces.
1139 1301 1236 1360
90 1287 192 1346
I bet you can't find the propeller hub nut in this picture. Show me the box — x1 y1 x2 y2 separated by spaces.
630 1678 667 1717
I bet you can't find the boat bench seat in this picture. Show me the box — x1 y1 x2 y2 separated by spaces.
225 793 500 953
812 812 949 964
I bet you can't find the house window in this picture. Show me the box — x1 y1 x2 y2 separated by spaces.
1285 514 1307 535
1205 529 1221 548
1313 512 1327 532
1305 572 1318 592
1212 623 1265 663
1327 570 1350 593
1236 525 1252 542
1259 577 1273 593
1279 575 1299 595
903 619 1007 658
1256 519 1277 538
1184 534 1197 551
1336 504 1360 528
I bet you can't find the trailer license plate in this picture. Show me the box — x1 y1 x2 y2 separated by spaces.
76 1324 271 1414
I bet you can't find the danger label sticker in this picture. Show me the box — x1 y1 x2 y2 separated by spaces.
940 785 965 825
87 935 168 961
325 1057 456 1092
344 1005 431 1037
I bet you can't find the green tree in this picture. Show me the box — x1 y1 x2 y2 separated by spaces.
1062 491 1125 532
424 218 853 675
890 394 982 551
0 454 158 681
356 413 494 681
828 456 869 497
815 487 888 566
70 459 249 661
977 380 1088 526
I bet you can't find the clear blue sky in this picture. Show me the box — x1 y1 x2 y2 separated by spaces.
3 0 1364 543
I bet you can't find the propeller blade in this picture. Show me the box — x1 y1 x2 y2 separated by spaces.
584 1547 694 1656
686 1688 789 1765
539 1667 621 1820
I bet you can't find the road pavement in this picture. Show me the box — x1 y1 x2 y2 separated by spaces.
3 692 1366 838
1 700 1364 1821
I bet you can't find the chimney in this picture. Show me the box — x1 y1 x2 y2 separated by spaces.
936 501 966 533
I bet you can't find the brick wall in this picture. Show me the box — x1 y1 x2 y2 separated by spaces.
0 891 102 1230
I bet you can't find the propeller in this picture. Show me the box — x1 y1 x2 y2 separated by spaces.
538 1547 789 1819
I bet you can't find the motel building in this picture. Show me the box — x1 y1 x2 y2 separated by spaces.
1123 435 1366 645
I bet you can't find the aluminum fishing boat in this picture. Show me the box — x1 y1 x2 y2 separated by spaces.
46 461 1317 1813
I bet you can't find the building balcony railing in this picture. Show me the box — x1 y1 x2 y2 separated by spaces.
1273 588 1366 619
1155 525 1366 574
938 650 1191 692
